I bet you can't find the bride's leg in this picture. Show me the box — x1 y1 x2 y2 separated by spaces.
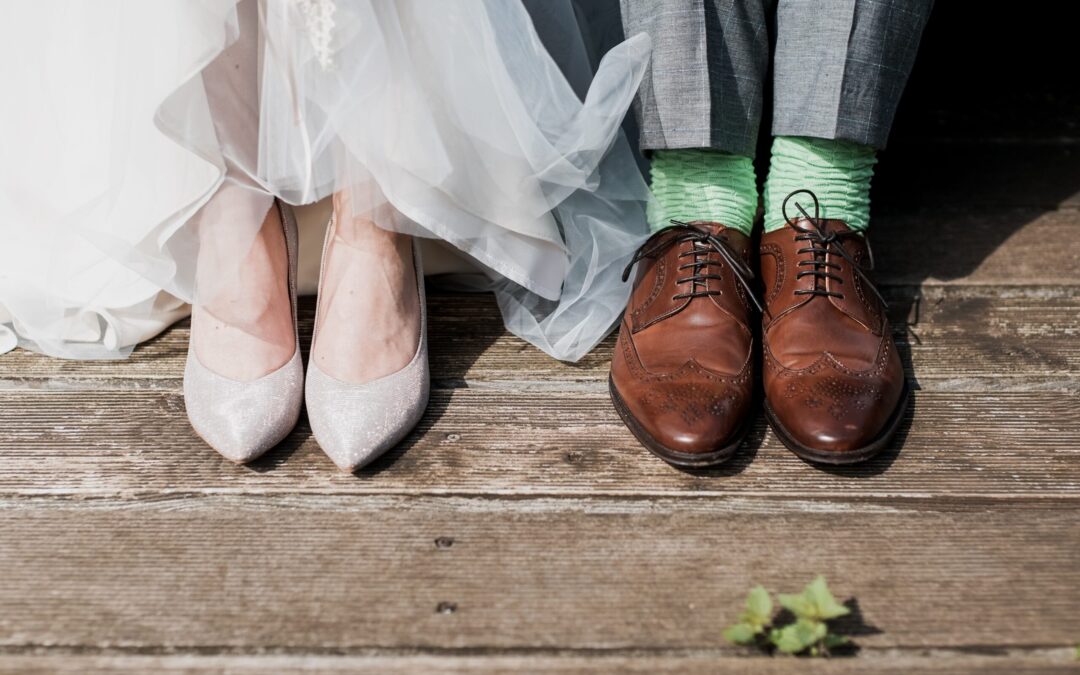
190 184 295 381
304 188 428 472
312 189 420 383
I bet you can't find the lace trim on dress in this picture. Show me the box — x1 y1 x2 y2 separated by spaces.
294 0 337 70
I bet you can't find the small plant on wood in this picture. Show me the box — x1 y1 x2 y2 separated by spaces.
723 576 851 656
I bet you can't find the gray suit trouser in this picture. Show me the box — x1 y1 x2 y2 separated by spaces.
619 0 933 155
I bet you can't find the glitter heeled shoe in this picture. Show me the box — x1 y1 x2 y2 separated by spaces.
304 216 430 472
183 200 304 464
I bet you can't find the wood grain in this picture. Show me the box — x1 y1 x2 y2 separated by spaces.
872 209 1080 286
0 389 1076 498
1 287 1077 392
1 495 1077 650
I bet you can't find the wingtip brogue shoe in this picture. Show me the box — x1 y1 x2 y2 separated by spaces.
610 222 760 468
759 192 909 464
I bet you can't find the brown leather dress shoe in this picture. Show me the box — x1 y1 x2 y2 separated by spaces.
610 221 761 468
759 190 909 464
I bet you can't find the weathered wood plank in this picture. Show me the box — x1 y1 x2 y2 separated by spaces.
0 389 1076 498
0 651 1076 674
1 287 1077 391
1 495 1077 650
872 209 1080 286
425 286 1080 390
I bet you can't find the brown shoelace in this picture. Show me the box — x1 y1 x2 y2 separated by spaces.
782 189 888 308
622 221 762 312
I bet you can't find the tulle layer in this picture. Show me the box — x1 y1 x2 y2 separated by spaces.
259 0 652 360
0 0 274 359
0 0 651 362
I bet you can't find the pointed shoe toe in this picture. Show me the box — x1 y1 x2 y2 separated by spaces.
305 354 429 472
184 348 304 463
183 200 304 465
305 236 430 473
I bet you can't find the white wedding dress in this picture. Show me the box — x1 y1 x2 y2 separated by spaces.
0 0 651 362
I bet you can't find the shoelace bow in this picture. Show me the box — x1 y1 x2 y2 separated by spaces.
622 221 763 313
782 189 888 309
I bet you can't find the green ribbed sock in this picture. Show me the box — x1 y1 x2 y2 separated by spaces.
647 149 757 236
763 136 877 233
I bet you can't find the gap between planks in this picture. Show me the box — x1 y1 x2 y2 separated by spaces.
0 647 1077 674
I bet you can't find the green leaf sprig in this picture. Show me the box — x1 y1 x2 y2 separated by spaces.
724 576 851 657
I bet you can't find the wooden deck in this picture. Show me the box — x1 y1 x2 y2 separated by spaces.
2 142 1079 672
3 13 1080 673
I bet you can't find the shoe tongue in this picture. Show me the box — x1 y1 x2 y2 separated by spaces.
788 217 855 236
684 220 730 237
683 221 751 258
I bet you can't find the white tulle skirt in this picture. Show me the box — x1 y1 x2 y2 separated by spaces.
0 0 651 362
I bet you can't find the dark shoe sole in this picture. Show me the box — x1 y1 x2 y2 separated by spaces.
608 375 749 468
763 381 911 465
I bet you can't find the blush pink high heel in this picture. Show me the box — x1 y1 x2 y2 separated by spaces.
304 215 430 472
183 200 304 463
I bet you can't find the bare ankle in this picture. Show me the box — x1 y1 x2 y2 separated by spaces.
190 200 295 381
314 198 422 383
